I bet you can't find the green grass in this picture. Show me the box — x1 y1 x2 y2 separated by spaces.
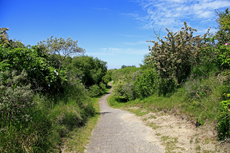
62 97 100 152
108 75 227 126
62 84 111 152
0 82 112 153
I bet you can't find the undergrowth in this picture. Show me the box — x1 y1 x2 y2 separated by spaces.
109 72 229 131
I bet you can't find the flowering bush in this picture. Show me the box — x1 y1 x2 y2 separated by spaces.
147 22 209 94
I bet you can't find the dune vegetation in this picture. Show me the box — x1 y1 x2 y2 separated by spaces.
109 9 230 141
0 29 112 152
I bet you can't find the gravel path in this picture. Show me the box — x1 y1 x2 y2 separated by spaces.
85 86 164 153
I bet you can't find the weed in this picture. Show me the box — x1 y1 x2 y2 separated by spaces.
148 123 160 130
196 145 201 151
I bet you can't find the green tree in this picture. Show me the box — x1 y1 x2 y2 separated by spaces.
38 36 84 69
64 56 107 86
0 46 68 92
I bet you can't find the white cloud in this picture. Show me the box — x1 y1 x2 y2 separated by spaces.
127 0 230 31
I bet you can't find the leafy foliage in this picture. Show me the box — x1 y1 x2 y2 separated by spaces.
0 46 68 93
218 93 230 140
88 84 101 97
147 22 209 94
67 56 107 86
102 69 114 85
0 70 34 123
0 27 108 152
38 36 85 69
134 68 158 98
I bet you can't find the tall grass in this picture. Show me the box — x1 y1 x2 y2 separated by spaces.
0 82 95 152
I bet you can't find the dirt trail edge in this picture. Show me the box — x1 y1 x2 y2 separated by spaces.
84 83 164 153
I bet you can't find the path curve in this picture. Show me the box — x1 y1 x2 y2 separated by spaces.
85 83 164 153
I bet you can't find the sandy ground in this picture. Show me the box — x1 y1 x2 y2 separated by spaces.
125 107 230 153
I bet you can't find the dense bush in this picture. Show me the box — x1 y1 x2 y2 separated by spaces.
134 68 158 98
0 46 68 93
217 93 230 140
64 56 107 86
102 69 114 85
88 84 101 97
0 28 107 152
147 22 209 94
0 70 34 123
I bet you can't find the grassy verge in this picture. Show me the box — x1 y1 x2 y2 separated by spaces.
62 85 111 152
108 76 226 126
62 97 100 152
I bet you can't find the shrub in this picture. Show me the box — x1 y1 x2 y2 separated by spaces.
88 84 101 97
70 56 107 86
218 93 230 140
0 71 52 152
99 82 107 94
185 78 212 101
0 46 68 93
147 22 209 94
215 43 230 69
0 70 34 123
134 68 158 98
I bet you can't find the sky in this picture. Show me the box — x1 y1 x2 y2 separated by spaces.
1 0 230 69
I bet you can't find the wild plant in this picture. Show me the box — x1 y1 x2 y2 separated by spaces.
147 21 210 94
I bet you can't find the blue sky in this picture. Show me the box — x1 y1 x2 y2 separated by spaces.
1 0 230 69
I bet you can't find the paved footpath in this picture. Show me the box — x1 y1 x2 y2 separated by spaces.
85 86 164 153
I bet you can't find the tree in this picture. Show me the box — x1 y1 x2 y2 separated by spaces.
0 27 9 46
38 36 84 69
71 56 107 86
0 28 25 48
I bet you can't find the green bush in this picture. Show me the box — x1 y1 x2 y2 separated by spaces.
215 43 230 69
0 70 34 123
185 78 213 101
102 69 114 85
0 70 52 152
134 68 158 98
0 28 101 152
99 82 107 94
68 56 107 86
218 93 230 140
0 46 68 93
89 84 101 97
